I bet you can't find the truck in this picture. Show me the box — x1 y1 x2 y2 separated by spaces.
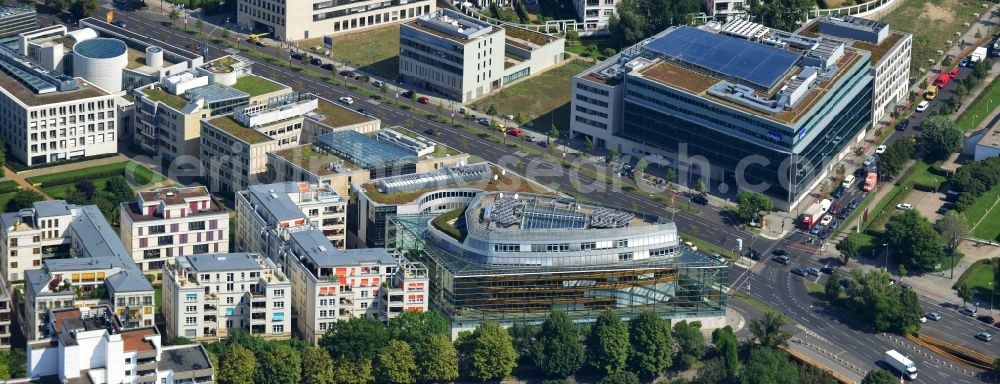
798 198 832 230
972 46 989 64
933 74 951 88
885 350 917 380
863 171 878 192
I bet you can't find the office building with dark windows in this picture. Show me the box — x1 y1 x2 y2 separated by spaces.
386 192 728 335
570 22 876 211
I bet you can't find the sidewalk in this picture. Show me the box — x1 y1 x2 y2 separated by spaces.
16 154 130 179
3 166 49 199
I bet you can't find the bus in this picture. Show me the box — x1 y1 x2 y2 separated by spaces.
863 172 877 192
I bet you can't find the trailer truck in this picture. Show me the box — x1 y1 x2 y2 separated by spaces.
885 350 917 380
863 172 878 192
798 199 832 230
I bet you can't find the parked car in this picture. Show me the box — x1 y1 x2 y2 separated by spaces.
896 119 910 131
960 307 978 317
863 156 876 166
338 96 354 105
806 268 821 276
372 80 384 88
819 215 833 226
977 332 993 342
773 249 788 256
113 21 127 28
810 225 823 235
355 108 366 115
338 70 355 77
309 58 322 66
820 267 834 275
916 100 930 112
926 312 941 321
417 96 430 104
875 145 887 154
896 203 913 210
831 186 845 199
525 135 535 142
919 315 927 323
848 199 859 210
979 315 996 324
291 52 304 60
538 141 548 148
773 256 790 265
791 268 808 276
401 90 415 98
829 218 841 230
690 195 709 206
320 63 334 70
478 118 491 126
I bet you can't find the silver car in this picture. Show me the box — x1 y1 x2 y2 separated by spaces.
926 312 941 321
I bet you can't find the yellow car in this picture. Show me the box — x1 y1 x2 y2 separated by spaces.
925 85 938 100
493 121 506 133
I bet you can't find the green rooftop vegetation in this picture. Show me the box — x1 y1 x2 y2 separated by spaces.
314 100 372 126
432 207 467 241
205 56 239 73
363 165 550 204
232 76 286 97
138 87 187 110
207 116 271 144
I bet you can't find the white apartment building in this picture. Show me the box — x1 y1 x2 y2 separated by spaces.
237 182 347 250
0 200 74 282
235 182 428 344
120 186 230 279
0 275 11 349
17 203 156 340
0 47 120 167
801 16 912 126
133 55 289 165
399 9 564 103
705 0 745 22
200 92 315 194
162 253 292 341
26 306 214 384
236 0 434 41
572 0 616 30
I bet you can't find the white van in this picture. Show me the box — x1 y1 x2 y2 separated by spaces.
842 175 856 188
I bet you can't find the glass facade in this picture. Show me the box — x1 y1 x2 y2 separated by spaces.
386 214 728 328
620 54 873 204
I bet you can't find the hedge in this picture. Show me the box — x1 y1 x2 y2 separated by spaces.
35 169 127 188
0 185 20 195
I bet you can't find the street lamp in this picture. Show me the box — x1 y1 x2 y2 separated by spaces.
883 242 889 271
991 282 995 315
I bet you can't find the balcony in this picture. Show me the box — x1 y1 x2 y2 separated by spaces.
251 312 265 321
339 297 352 306
203 315 217 323
339 308 352 317
202 327 217 336
251 301 266 311
204 303 217 311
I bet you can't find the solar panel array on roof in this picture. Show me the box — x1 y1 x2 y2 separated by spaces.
645 26 801 92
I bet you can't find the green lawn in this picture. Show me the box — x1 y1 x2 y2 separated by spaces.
470 60 591 133
154 284 162 315
965 183 1000 239
42 177 121 200
955 259 995 298
881 0 983 77
232 76 287 97
909 161 946 191
565 39 617 61
681 235 738 261
26 161 164 188
955 73 1000 132
319 24 401 79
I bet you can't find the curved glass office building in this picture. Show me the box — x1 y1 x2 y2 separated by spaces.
387 192 728 332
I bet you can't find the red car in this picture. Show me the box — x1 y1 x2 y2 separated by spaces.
949 67 959 77
417 96 430 104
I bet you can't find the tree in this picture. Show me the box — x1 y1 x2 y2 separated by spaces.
565 29 579 44
603 48 617 58
712 326 740 375
256 343 301 384
837 232 865 263
417 334 459 382
745 0 814 31
221 29 230 39
844 269 923 334
599 371 640 384
749 312 791 348
387 310 449 354
486 104 498 118
74 180 97 200
164 336 194 345
532 311 585 377
607 148 620 164
742 347 800 384
994 356 1000 378
217 344 256 384
467 321 517 381
607 0 702 48
320 317 390 361
665 167 677 183
70 0 99 19
694 178 707 195
332 358 374 384
508 322 538 361
736 192 773 224
627 311 672 378
672 320 705 369
958 284 974 308
169 9 180 21
376 340 417 384
896 264 908 281
302 346 335 384
861 369 897 384
693 358 728 384
825 274 842 301
587 311 629 375
549 124 560 144
583 136 594 154
6 190 44 213
636 158 648 177
885 210 947 271
936 211 967 255
919 115 964 161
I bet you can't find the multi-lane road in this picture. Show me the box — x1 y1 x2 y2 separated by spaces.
61 5 998 381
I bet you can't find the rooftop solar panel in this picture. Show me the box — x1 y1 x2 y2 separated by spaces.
645 26 801 92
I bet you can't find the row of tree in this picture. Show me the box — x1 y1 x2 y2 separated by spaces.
872 136 916 181
824 269 924 334
951 155 1000 212
918 116 964 162
66 178 134 227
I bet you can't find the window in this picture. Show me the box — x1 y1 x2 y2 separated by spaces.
186 305 197 313
581 242 596 250
493 244 518 252
192 244 209 254
149 225 166 234
185 293 197 302
185 317 197 325
189 221 206 231
618 252 634 261
157 236 173 246
226 297 234 304
272 325 284 334
274 301 285 308
274 289 285 297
